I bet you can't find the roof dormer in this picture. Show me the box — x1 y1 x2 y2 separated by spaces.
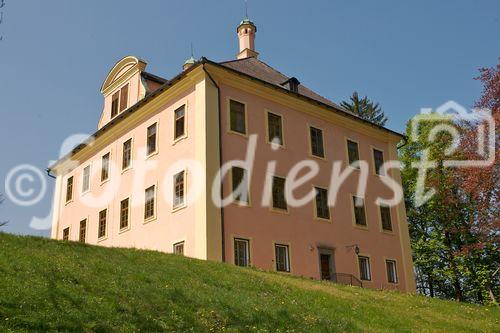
98 56 166 129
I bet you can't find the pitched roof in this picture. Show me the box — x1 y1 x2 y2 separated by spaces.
219 57 349 113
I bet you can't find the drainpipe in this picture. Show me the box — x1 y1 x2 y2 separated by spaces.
202 62 226 262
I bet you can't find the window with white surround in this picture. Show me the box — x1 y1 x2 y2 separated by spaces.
380 205 392 231
310 126 324 158
98 209 107 239
373 149 385 175
174 242 185 255
358 256 371 281
353 196 367 226
272 176 287 211
147 123 157 156
144 185 155 220
82 166 90 193
66 176 73 203
347 140 360 167
173 171 185 208
275 244 290 272
62 227 70 241
111 84 129 119
79 219 86 243
234 238 250 267
101 153 110 181
122 139 132 170
232 166 249 204
315 187 330 220
174 105 186 140
120 198 130 230
386 260 398 283
229 99 246 135
267 112 283 145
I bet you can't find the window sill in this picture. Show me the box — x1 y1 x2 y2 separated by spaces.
228 129 248 138
314 216 332 223
267 141 285 150
100 179 110 187
172 135 188 146
347 165 361 171
64 199 74 206
269 207 289 215
119 226 131 234
146 151 159 160
81 190 90 197
353 224 369 231
232 200 251 207
310 153 327 161
97 236 108 243
172 204 187 213
381 229 395 235
143 216 157 224
121 166 132 174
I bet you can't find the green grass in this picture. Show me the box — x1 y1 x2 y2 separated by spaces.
0 233 497 332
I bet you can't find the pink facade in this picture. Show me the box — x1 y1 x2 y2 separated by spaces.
50 19 415 292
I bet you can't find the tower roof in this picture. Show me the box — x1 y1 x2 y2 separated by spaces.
237 18 257 32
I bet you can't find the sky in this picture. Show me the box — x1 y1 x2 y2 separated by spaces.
0 0 498 236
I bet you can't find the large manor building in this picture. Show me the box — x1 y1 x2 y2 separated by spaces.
49 18 416 292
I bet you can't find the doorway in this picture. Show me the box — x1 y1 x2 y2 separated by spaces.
318 248 335 281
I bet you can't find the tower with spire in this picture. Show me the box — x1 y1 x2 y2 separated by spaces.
236 13 258 59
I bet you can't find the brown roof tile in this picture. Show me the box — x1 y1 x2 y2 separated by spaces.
219 57 350 113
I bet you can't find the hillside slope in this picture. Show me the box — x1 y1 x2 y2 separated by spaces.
0 233 497 332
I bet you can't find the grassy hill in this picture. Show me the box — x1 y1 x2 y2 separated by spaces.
0 233 497 332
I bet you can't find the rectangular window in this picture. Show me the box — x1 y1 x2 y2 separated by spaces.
79 219 86 243
229 99 246 134
347 140 360 167
120 198 130 230
310 126 324 158
119 84 128 112
173 171 185 208
234 238 250 267
62 227 70 241
373 149 384 175
315 187 330 220
82 166 90 193
66 176 73 203
147 123 157 156
98 209 107 239
275 244 290 272
386 260 398 283
111 91 119 118
267 112 283 145
122 139 132 170
353 196 367 226
174 105 186 139
144 185 155 220
272 176 287 211
231 167 249 204
358 256 371 281
380 205 393 231
101 153 110 181
173 242 185 255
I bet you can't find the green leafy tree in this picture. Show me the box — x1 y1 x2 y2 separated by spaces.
341 92 388 126
400 114 499 304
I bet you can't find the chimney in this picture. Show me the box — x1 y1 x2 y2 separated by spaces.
237 19 259 59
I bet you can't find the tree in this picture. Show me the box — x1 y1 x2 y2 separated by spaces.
341 91 388 126
400 62 499 304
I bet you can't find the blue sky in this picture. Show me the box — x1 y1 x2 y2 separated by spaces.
0 0 498 236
